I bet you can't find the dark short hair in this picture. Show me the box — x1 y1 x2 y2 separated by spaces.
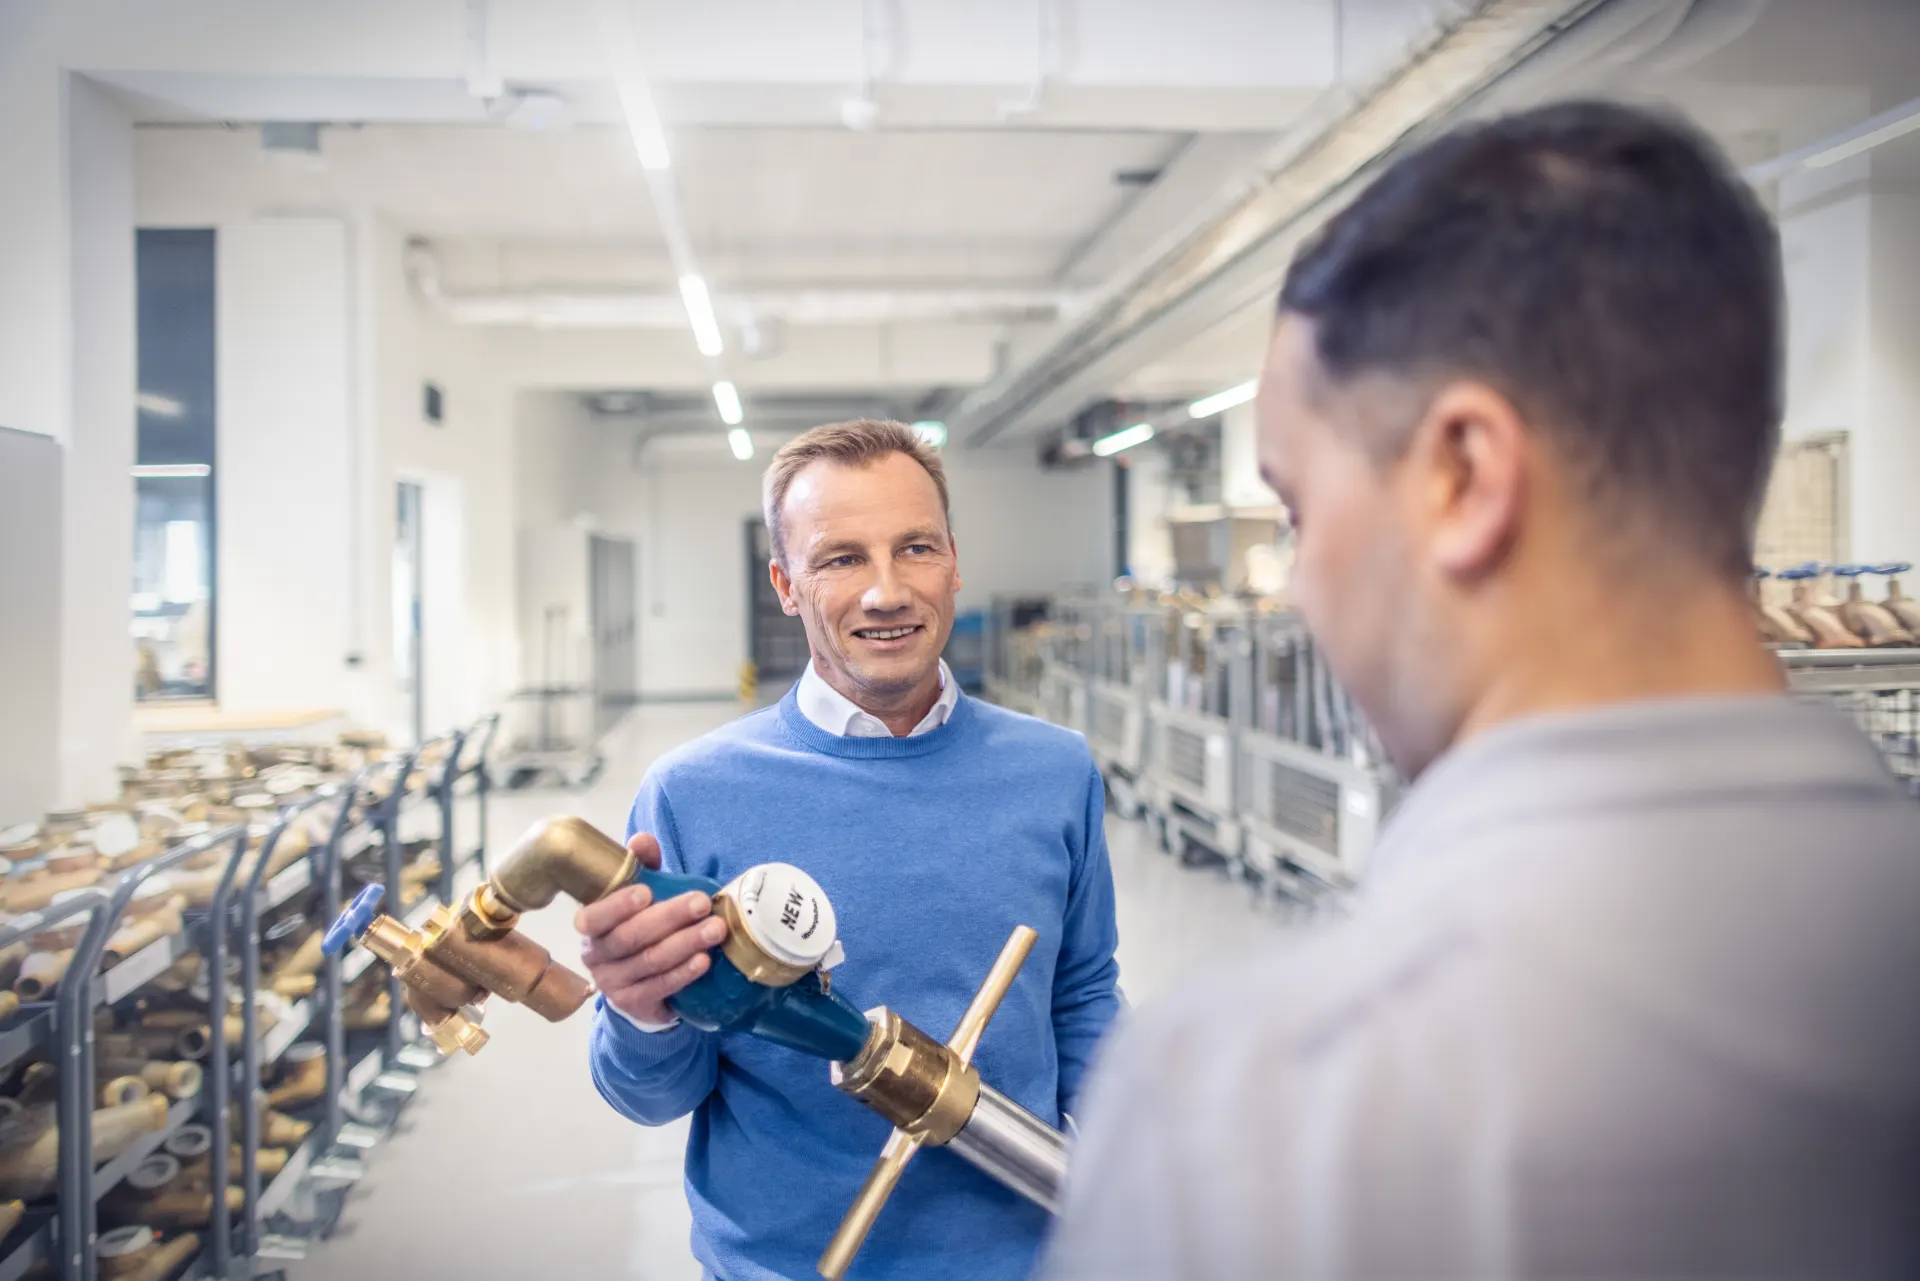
763 419 950 568
1279 99 1783 577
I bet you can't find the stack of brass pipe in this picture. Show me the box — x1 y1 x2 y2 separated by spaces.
0 1094 170 1200
97 1224 202 1281
266 929 324 999
265 1042 326 1108
101 1153 243 1232
11 900 93 1003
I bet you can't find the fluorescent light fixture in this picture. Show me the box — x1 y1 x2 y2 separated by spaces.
1804 97 1920 169
912 420 947 448
615 79 670 171
679 275 724 356
1188 379 1257 419
137 391 185 418
1092 422 1155 457
712 380 744 426
131 463 211 479
728 428 754 461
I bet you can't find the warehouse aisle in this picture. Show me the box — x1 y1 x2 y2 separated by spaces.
292 702 1291 1280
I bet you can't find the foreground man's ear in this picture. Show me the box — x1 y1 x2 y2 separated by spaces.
1409 379 1529 582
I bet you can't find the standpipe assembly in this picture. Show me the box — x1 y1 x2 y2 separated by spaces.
323 816 1069 1278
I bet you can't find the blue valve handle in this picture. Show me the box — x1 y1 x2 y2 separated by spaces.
1776 565 1818 581
1870 563 1911 575
1832 565 1866 578
322 883 386 956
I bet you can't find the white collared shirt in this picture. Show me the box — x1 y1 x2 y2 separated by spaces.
796 658 960 738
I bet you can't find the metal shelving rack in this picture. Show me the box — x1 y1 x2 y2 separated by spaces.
0 712 499 1281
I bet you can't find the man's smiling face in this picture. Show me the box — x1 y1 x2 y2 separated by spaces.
771 451 961 707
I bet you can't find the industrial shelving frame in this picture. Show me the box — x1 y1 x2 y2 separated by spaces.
0 712 499 1281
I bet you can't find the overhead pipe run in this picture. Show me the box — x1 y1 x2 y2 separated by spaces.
403 240 1085 330
951 0 1625 447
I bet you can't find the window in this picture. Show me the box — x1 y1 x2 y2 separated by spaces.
133 230 218 701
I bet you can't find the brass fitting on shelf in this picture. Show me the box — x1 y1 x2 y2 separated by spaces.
98 1225 201 1281
0 1200 22 1241
266 1042 326 1108
100 1076 152 1108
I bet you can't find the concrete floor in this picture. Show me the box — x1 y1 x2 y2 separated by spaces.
289 702 1291 1280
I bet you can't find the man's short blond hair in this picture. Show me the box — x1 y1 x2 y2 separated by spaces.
762 419 951 568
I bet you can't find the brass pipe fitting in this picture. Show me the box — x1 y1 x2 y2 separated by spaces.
0 866 103 913
267 931 325 997
99 1225 201 1281
832 1011 979 1146
100 1077 152 1108
14 948 75 1001
229 1101 311 1150
0 1199 22 1241
422 904 591 1021
0 993 18 1023
97 1057 202 1100
0 1096 170 1200
484 816 635 916
0 941 27 990
104 900 186 968
266 1043 326 1108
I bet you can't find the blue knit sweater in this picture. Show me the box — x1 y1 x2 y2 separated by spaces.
588 689 1122 1281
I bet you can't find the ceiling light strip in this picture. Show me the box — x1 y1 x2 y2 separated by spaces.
1188 380 1257 419
1092 423 1155 457
712 380 744 425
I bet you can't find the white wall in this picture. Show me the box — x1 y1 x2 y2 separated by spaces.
363 218 519 738
58 76 138 807
1861 190 1920 564
216 217 355 718
1219 400 1278 509
0 9 66 441
1778 153 1920 565
511 411 1114 696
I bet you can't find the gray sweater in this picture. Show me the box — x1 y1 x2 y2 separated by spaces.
1043 695 1920 1280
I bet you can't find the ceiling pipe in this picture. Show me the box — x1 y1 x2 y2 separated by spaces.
951 0 1624 448
403 239 1083 329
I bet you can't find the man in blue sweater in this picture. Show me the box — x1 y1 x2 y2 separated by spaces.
577 418 1123 1281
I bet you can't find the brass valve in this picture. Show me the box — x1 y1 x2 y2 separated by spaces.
817 924 1038 1280
344 888 594 1056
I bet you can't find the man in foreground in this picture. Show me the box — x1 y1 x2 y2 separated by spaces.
578 419 1121 1281
1044 100 1920 1278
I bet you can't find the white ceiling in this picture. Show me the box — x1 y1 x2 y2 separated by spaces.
100 0 1920 435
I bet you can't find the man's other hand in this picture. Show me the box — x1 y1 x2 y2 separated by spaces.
574 833 728 1026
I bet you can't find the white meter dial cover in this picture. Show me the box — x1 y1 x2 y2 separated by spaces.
722 863 839 971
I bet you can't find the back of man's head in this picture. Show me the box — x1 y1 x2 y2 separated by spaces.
1280 98 1783 579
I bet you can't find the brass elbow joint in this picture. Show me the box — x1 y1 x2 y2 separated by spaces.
484 816 635 917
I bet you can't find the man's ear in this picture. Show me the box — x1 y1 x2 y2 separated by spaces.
1404 379 1527 581
949 532 963 596
769 558 800 616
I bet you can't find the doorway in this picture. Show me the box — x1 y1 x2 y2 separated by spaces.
394 480 425 744
588 533 638 735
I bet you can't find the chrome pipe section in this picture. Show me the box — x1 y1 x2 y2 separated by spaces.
945 1084 1069 1213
